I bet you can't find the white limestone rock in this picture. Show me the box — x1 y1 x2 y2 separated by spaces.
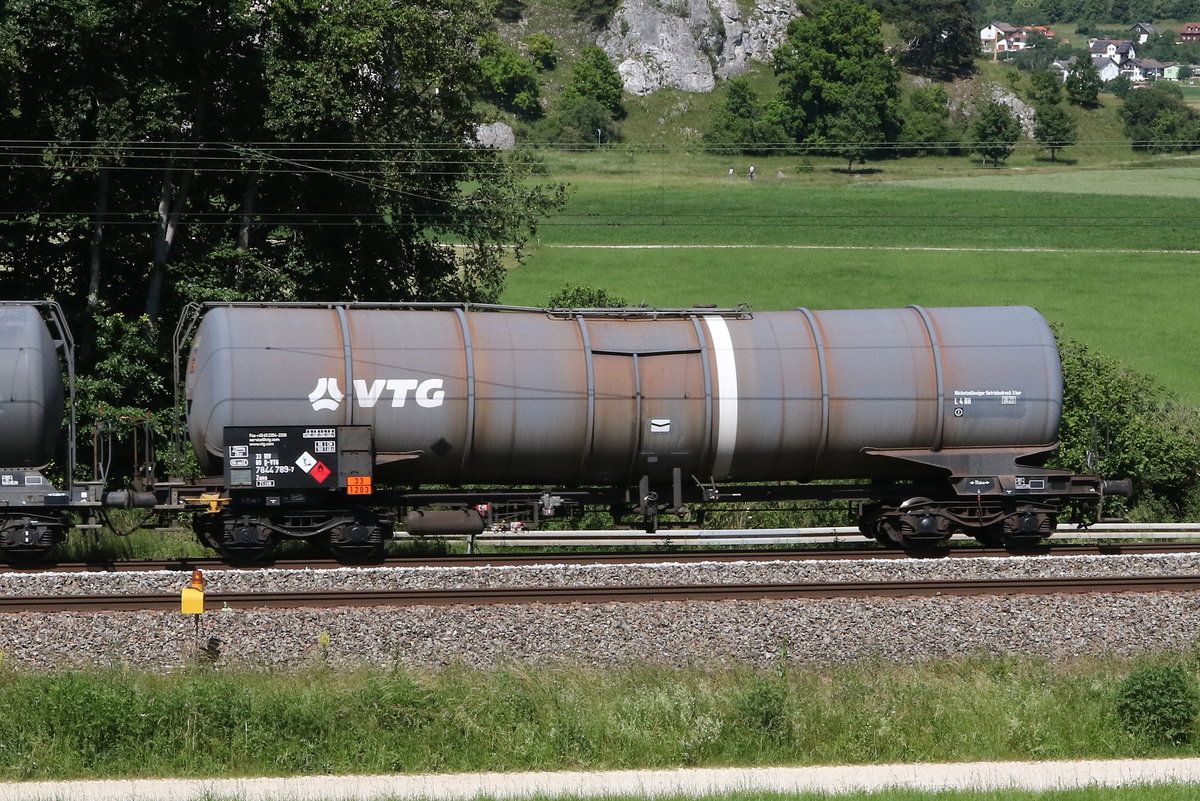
599 0 800 96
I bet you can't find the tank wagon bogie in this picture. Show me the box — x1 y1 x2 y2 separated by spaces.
174 302 1128 559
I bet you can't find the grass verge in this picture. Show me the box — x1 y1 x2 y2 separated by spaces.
3 654 1200 781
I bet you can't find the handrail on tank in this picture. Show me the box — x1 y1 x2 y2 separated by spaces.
0 301 78 491
169 303 205 481
189 300 756 318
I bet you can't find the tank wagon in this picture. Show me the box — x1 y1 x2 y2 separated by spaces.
0 302 103 558
178 302 1130 559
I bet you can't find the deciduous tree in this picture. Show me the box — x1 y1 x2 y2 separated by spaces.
970 99 1021 166
705 78 789 155
1065 57 1102 107
1029 69 1064 106
1121 81 1200 152
773 0 900 151
563 46 624 120
0 0 569 416
1032 102 1077 160
878 0 977 78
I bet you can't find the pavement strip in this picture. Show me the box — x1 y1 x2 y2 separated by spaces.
3 760 1200 801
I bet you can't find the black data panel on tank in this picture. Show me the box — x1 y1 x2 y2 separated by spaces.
223 426 373 491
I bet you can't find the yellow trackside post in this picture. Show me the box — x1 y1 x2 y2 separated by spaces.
181 569 206 614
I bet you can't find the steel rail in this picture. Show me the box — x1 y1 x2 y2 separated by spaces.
7 574 1200 612
9 539 1200 574
9 540 1200 574
456 523 1200 549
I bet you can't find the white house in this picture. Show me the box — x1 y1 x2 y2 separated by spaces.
980 21 1018 49
1092 55 1122 82
1089 39 1136 64
1123 57 1166 81
1051 57 1077 81
1131 22 1156 44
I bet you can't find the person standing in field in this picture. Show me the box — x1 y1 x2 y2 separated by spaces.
748 165 756 181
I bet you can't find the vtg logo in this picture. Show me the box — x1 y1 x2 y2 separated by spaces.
308 377 446 411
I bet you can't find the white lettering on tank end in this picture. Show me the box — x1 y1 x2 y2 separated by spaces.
704 316 738 479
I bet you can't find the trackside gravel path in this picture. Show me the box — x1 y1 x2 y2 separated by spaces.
4 760 1200 800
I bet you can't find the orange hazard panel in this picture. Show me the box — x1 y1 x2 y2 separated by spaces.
346 476 372 495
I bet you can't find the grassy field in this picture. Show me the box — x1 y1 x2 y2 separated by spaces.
2 655 1199 781
503 151 1200 404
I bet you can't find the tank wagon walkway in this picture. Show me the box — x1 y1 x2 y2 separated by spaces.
4 759 1200 800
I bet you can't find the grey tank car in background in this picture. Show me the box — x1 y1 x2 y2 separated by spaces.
0 303 103 558
178 303 1128 560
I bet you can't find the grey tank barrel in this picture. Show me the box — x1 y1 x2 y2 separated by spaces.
186 304 1064 486
0 304 65 468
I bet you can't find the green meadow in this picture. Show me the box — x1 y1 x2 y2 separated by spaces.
503 152 1200 404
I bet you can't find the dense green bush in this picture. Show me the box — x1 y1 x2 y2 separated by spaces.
527 33 558 71
1115 665 1200 745
547 283 627 307
1121 83 1200 153
478 36 542 119
562 46 624 120
1053 335 1200 523
705 78 790 156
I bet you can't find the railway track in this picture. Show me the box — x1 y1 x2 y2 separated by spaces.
10 540 1200 574
8 574 1200 612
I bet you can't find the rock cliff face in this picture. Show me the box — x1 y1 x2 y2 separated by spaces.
987 85 1037 137
598 0 800 96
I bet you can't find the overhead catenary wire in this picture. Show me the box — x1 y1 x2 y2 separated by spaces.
0 138 1194 229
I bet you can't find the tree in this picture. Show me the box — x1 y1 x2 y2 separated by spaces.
563 46 624 119
1065 57 1102 107
970 100 1021 166
773 0 900 149
826 83 885 172
534 94 619 146
561 0 618 28
1107 75 1133 99
1053 336 1200 522
898 86 957 156
1121 82 1200 152
527 33 558 71
1028 69 1064 106
882 0 977 78
1032 102 1077 160
1011 31 1057 72
0 0 569 416
705 78 789 155
478 35 542 118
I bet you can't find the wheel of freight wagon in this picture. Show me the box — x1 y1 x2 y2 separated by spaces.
217 520 275 564
325 521 386 563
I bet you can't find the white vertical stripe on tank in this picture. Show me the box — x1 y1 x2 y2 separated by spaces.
704 315 738 479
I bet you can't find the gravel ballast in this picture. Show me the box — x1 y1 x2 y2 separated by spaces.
1 553 1198 671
